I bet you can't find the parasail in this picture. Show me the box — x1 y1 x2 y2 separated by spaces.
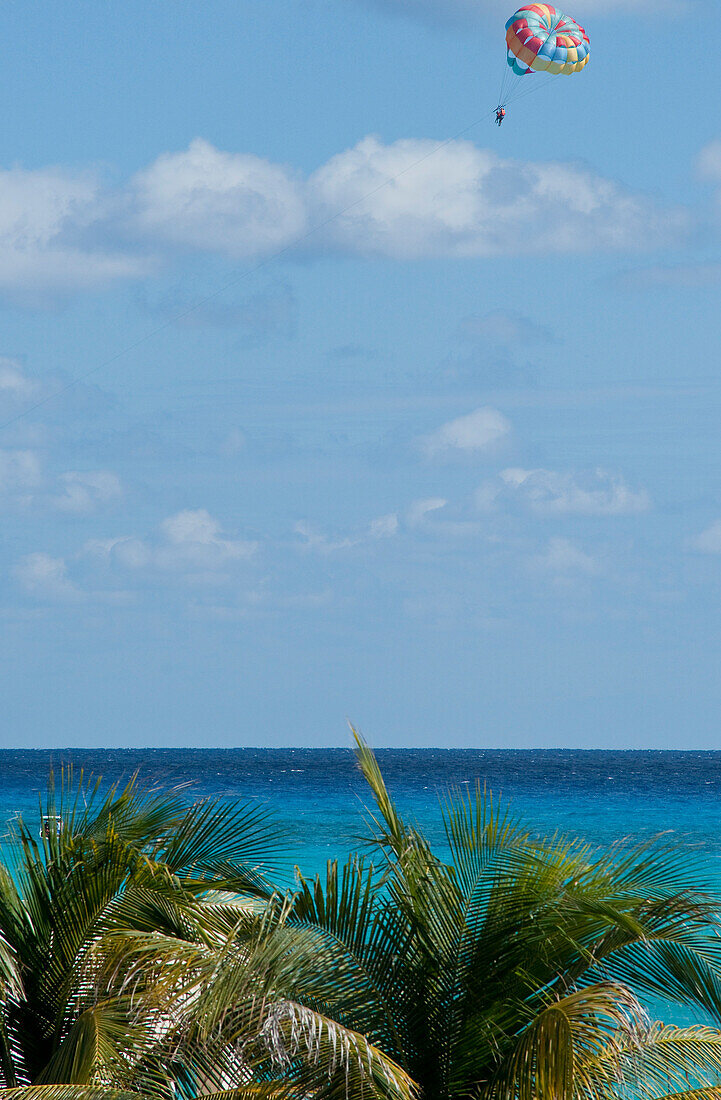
498 4 589 115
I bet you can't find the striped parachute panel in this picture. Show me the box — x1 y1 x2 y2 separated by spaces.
505 4 590 75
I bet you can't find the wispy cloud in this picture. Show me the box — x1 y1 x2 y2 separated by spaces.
689 519 721 554
407 497 448 526
499 467 650 516
698 139 721 185
0 448 42 495
52 471 123 514
0 359 39 400
698 139 721 217
15 553 80 601
295 512 399 553
534 536 599 575
141 280 297 341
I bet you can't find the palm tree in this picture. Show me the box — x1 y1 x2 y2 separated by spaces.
0 770 413 1100
10 743 721 1100
0 770 278 1094
274 734 721 1100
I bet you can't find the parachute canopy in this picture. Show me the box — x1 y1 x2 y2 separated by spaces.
506 4 590 77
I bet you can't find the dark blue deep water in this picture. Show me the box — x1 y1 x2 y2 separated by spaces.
2 748 721 883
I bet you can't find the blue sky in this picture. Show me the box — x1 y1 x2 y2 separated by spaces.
1 0 720 748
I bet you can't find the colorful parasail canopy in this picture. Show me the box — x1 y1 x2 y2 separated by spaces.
505 4 590 77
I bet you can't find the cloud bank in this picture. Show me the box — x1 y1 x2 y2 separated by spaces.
0 136 684 296
308 137 676 259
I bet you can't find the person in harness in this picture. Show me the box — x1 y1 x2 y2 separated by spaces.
495 106 506 126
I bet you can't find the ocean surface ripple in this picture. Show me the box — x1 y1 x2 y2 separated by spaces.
1 748 720 882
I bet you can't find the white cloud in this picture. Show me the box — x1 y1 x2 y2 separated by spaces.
0 166 148 296
406 495 482 538
295 511 399 553
0 449 42 494
0 359 38 400
0 134 686 297
0 454 123 513
535 537 599 575
689 520 721 554
15 552 79 600
86 509 257 579
130 138 307 257
698 140 721 183
311 136 681 258
500 467 650 516
0 450 126 519
53 470 122 514
159 508 255 563
422 406 510 456
698 140 721 211
407 497 448 526
294 522 354 554
369 513 399 538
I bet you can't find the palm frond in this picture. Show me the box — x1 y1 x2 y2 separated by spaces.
0 1090 140 1100
157 798 281 894
497 983 649 1100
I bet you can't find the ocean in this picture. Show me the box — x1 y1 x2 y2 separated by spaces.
2 747 721 884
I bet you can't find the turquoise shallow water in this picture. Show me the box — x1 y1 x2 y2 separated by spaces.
2 747 721 881
2 747 720 1025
